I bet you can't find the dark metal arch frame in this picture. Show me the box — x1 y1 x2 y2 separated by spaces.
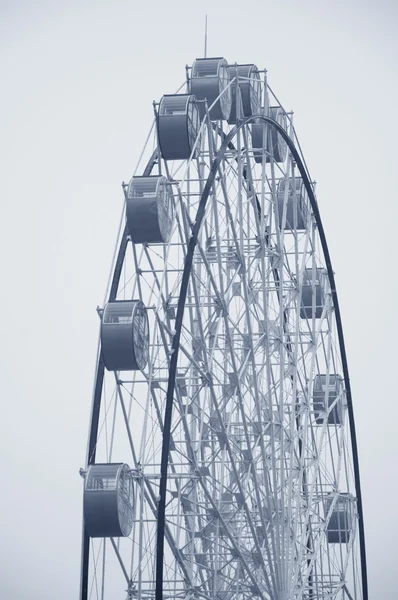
80 118 368 600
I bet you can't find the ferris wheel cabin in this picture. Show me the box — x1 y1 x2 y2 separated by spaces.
157 94 201 160
227 64 261 124
251 106 288 164
84 463 134 538
300 268 327 318
126 175 174 244
326 493 355 544
100 300 149 371
190 57 232 120
277 177 308 230
313 374 344 425
267 106 288 162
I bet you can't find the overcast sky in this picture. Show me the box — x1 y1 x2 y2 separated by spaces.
1 0 397 598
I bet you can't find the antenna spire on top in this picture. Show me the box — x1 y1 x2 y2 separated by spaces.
204 15 208 58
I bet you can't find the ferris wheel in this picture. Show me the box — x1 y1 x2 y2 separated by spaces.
80 57 368 600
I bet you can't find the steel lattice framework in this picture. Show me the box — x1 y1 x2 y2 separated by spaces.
80 63 367 600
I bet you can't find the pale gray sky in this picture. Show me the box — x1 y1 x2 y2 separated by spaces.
1 0 397 598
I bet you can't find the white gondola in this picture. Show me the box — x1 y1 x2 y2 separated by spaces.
126 175 174 244
326 494 355 543
313 374 344 425
227 64 261 124
252 106 288 163
158 94 201 160
277 177 308 230
190 57 231 121
101 300 149 371
300 268 327 318
84 463 133 538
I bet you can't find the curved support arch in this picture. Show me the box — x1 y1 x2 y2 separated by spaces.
155 116 368 600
